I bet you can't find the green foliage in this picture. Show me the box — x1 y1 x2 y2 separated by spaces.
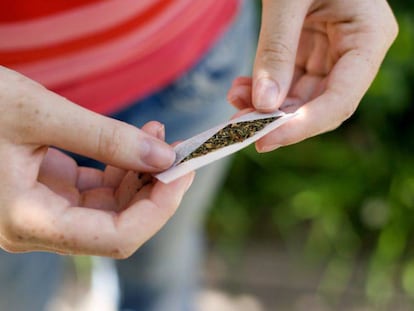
207 0 414 306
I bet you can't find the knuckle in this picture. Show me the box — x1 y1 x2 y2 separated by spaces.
328 103 359 134
324 91 359 132
389 18 399 42
341 102 358 121
110 243 137 259
259 39 295 67
97 125 122 162
382 3 399 42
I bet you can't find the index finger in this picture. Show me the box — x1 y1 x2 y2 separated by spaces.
1 67 175 172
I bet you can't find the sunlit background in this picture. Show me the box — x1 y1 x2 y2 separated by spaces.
204 0 414 310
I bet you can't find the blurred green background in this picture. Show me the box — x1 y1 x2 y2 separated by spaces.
206 0 414 308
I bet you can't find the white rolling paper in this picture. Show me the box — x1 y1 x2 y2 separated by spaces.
155 110 297 183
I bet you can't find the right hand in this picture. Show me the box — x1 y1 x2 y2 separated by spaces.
0 66 194 258
227 0 398 151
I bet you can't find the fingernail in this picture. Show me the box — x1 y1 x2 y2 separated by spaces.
255 77 279 111
141 139 176 169
257 144 282 153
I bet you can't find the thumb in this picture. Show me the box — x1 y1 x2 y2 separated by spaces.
253 0 310 112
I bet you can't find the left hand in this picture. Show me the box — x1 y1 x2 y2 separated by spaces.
227 0 398 152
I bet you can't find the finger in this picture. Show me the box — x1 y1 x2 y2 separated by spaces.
79 172 153 211
231 76 252 87
114 171 153 212
227 84 252 110
289 74 325 104
80 188 117 211
253 0 311 111
304 29 332 76
38 148 78 186
38 148 82 204
115 172 196 253
256 47 385 151
296 26 332 76
39 148 106 194
39 97 174 172
287 67 306 99
129 183 153 206
38 183 81 207
5 69 176 172
103 166 127 188
141 121 165 140
76 167 104 191
150 172 194 208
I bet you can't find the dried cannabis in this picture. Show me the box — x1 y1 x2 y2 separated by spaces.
179 116 280 163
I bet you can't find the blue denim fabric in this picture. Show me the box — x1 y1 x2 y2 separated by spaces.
0 1 257 311
0 251 63 311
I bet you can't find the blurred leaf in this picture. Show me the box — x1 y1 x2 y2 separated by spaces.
402 259 414 298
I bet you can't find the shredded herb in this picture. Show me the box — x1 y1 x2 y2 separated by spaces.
180 116 279 163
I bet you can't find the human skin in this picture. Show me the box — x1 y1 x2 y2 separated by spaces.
227 0 399 151
0 66 194 258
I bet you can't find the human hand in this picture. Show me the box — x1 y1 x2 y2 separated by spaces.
0 66 194 258
227 0 398 151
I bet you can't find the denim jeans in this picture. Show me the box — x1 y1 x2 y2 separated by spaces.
0 1 257 310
